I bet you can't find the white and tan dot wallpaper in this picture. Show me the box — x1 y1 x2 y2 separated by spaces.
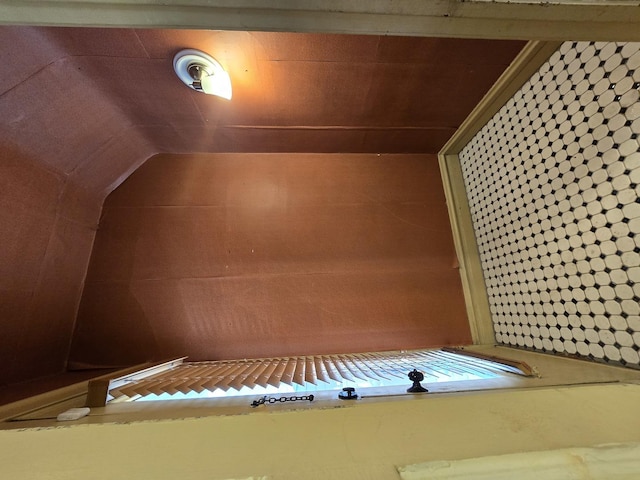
460 41 640 368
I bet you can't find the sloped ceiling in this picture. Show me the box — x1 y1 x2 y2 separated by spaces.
1 26 525 200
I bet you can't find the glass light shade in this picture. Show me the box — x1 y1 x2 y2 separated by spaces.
201 70 232 100
173 49 233 100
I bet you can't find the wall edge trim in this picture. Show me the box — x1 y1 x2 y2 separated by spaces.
0 362 158 422
440 40 562 155
438 41 560 345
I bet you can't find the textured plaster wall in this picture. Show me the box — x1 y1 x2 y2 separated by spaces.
460 41 640 368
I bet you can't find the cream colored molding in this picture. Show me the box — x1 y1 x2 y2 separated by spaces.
5 346 640 428
439 153 495 345
439 41 560 345
399 442 640 480
0 362 161 422
87 357 185 407
442 347 535 377
441 41 563 155
1 1 640 40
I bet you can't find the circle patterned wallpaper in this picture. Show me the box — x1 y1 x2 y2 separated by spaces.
460 41 640 367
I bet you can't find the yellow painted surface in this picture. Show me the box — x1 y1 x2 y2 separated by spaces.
2 383 640 480
400 443 640 479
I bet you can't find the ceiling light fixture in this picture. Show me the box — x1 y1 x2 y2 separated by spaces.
173 49 232 100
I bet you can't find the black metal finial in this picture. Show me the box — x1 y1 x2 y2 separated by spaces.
407 369 428 393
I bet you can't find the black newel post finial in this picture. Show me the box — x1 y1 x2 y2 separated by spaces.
407 369 428 393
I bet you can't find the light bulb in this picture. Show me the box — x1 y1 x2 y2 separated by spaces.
200 70 232 100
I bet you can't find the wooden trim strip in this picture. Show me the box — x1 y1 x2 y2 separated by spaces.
244 361 272 390
437 41 561 345
331 357 355 382
105 357 186 392
1 362 159 420
268 358 289 388
438 153 494 345
321 357 342 383
442 347 535 377
228 361 265 391
338 355 369 382
2 2 640 41
440 41 562 155
304 357 317 385
255 359 280 388
291 357 306 386
314 357 329 384
281 358 297 386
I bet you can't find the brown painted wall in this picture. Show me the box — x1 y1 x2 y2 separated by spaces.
69 153 471 366
0 26 155 387
0 26 521 386
0 144 101 386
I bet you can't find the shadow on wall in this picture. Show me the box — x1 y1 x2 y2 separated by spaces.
68 157 192 368
68 285 159 369
0 142 101 386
